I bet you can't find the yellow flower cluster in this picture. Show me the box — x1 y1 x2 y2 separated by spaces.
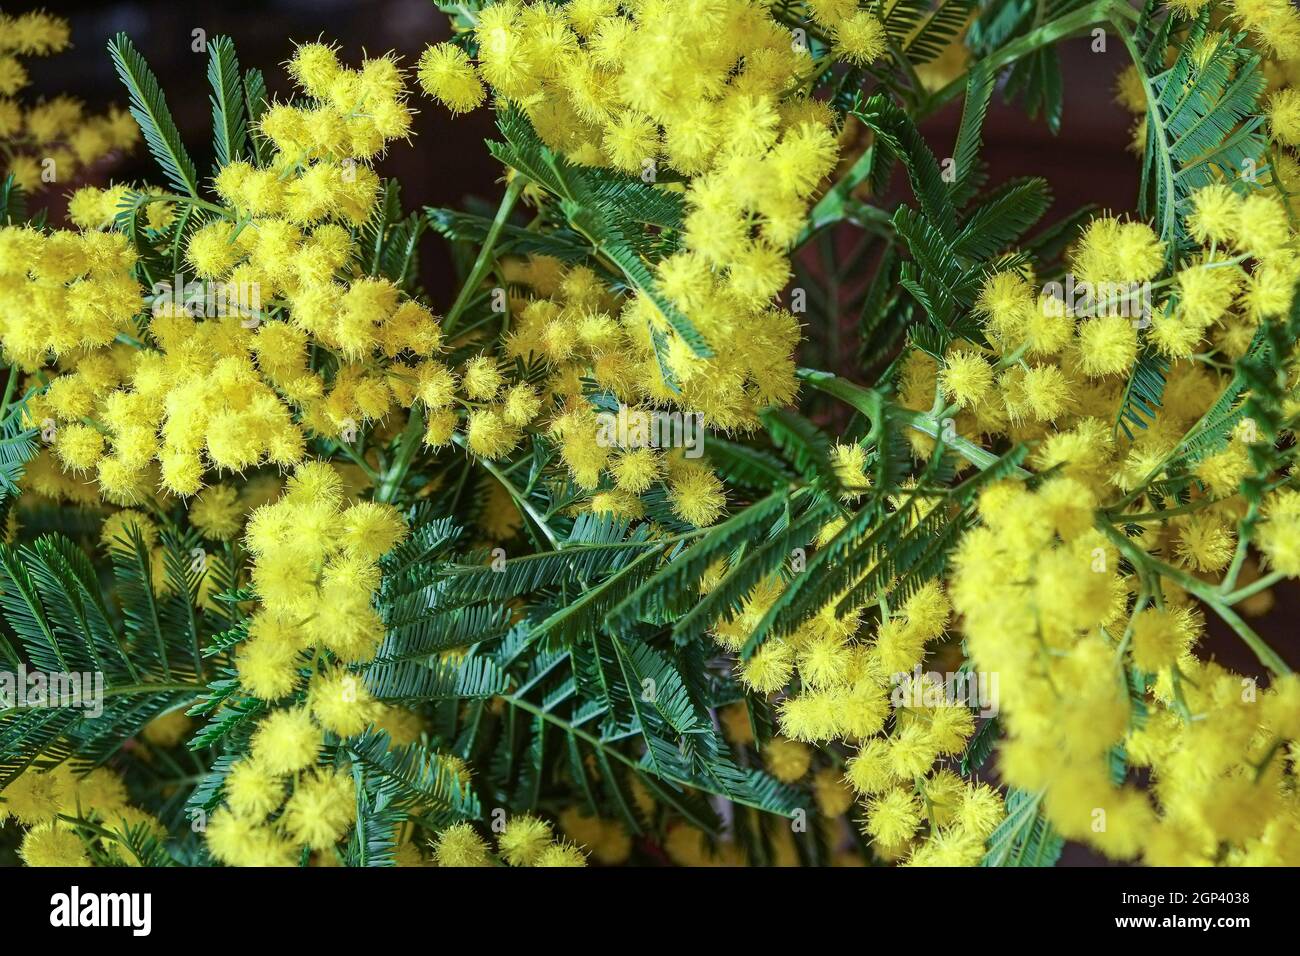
908 186 1297 483
416 0 874 440
952 477 1300 864
67 182 176 232
0 764 166 867
204 461 429 865
431 253 730 526
0 225 142 363
237 462 405 682
699 166 1300 864
207 762 356 866
1224 0 1300 59
918 183 1300 862
1 44 443 512
430 814 590 866
710 558 1006 865
0 10 136 192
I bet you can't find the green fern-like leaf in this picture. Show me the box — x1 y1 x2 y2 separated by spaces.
1131 13 1266 251
206 35 247 168
108 33 201 197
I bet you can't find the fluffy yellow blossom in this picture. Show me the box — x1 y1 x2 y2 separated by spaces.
498 814 554 865
431 822 492 867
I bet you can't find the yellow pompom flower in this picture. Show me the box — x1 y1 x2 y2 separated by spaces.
462 356 505 400
66 185 125 229
1267 87 1300 147
339 501 407 561
288 42 341 98
957 783 1005 837
250 707 320 774
424 408 459 447
763 736 811 783
466 408 519 459
1076 314 1137 377
1018 364 1074 421
533 841 589 867
1130 607 1194 672
739 640 794 693
1233 193 1290 257
806 0 857 25
52 422 104 473
190 483 244 540
186 220 241 278
416 43 486 115
225 758 286 820
939 350 994 408
236 629 303 700
610 446 661 493
1258 489 1300 577
0 769 63 824
307 666 376 737
20 824 90 867
280 768 354 850
1172 513 1235 572
864 787 923 845
668 464 725 526
825 446 868 506
602 110 658 172
498 814 554 865
431 822 492 867
1185 183 1242 246
835 12 888 66
888 722 941 777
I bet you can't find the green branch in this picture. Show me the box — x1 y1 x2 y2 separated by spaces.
443 175 526 335
1098 519 1292 676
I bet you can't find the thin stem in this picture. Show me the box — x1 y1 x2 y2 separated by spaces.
0 364 17 415
1099 520 1292 675
329 438 381 484
1105 497 1218 523
444 175 526 335
1222 570 1285 606
143 191 230 218
797 368 1029 475
452 432 560 550
1220 500 1260 594
375 407 425 504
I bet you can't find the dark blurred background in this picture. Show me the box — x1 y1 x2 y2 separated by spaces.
15 0 1297 864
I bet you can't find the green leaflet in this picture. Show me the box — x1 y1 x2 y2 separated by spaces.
0 388 37 505
1129 10 1267 252
982 789 1066 867
108 33 201 198
347 729 482 826
606 490 789 632
0 533 208 785
206 35 247 169
0 172 30 225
